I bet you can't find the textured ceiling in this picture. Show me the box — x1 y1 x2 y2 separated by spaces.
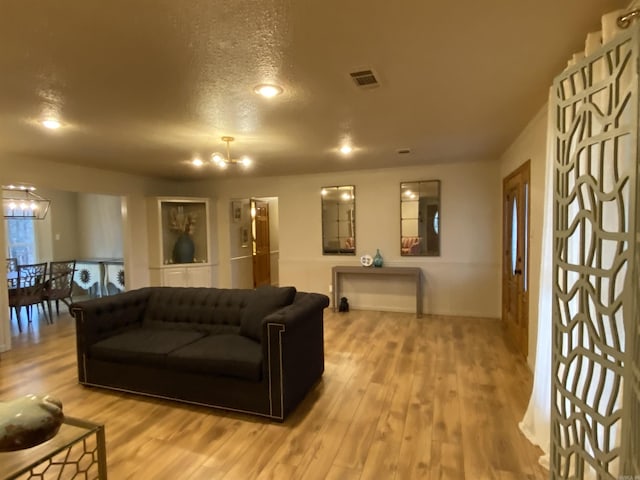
0 0 628 180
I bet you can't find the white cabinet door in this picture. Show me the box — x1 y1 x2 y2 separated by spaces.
162 267 188 287
160 266 211 287
185 266 211 287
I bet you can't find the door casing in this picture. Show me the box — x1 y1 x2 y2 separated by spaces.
502 160 530 358
251 199 271 288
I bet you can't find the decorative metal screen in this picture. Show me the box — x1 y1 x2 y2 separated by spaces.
624 188 640 473
551 24 639 480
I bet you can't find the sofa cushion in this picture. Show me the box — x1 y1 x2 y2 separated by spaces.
240 286 297 341
90 328 205 367
166 334 263 382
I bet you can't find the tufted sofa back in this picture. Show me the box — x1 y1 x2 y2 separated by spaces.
143 287 253 335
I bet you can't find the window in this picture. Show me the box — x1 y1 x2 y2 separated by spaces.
5 219 37 264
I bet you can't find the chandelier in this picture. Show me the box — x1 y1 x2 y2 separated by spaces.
211 136 252 169
2 185 51 220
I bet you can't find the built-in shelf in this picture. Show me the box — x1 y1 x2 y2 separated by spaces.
147 197 212 287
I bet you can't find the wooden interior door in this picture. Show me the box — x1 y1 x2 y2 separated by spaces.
502 161 530 358
252 200 271 288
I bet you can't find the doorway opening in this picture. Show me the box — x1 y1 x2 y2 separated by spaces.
251 199 270 288
229 197 279 289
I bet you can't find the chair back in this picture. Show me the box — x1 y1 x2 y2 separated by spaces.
6 258 19 289
15 262 48 300
47 260 76 297
6 257 18 274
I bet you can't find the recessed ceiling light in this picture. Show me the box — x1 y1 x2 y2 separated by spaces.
340 145 353 155
254 84 283 98
42 118 62 129
192 157 204 167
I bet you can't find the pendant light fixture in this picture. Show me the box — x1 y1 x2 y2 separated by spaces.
2 185 51 220
211 136 252 169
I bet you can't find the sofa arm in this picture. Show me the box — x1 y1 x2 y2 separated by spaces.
71 288 152 347
263 292 330 332
262 292 330 419
72 288 152 383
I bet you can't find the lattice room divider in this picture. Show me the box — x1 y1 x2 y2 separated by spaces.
551 14 639 479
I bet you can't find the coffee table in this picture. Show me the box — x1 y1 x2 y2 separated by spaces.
0 416 107 480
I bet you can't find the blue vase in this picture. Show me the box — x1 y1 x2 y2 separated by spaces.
173 234 195 263
373 249 383 268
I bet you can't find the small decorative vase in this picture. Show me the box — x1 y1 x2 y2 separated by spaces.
373 249 383 268
0 394 64 451
173 233 195 263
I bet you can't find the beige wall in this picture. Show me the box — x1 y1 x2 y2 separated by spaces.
499 103 548 370
191 158 502 318
44 189 80 261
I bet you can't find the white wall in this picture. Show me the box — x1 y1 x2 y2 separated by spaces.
229 198 254 289
190 158 502 318
77 193 123 259
266 197 280 286
499 103 548 370
22 190 124 264
43 189 80 261
121 194 154 292
0 150 518 353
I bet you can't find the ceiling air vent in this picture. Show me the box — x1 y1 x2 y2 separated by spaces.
350 69 379 88
397 148 411 154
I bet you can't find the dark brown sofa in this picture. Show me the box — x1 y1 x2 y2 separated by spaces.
71 286 329 421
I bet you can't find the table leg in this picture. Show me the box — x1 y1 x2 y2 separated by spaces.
416 273 423 318
332 270 339 312
96 423 108 479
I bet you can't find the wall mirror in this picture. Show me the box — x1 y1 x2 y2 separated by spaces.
321 185 355 255
400 180 440 256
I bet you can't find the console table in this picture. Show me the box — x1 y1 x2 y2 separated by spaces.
0 416 107 479
74 258 124 298
332 265 423 317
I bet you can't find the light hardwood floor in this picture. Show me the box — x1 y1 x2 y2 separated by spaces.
0 308 547 479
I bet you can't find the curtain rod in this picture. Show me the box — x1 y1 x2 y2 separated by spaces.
617 9 640 28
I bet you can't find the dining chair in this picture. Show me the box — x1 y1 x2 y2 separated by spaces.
8 262 48 332
6 257 18 289
6 257 18 272
42 260 76 321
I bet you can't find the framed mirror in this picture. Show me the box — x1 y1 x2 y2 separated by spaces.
400 180 440 256
321 185 355 255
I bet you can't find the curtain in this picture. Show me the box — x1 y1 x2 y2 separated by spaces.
519 4 635 474
518 94 554 468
